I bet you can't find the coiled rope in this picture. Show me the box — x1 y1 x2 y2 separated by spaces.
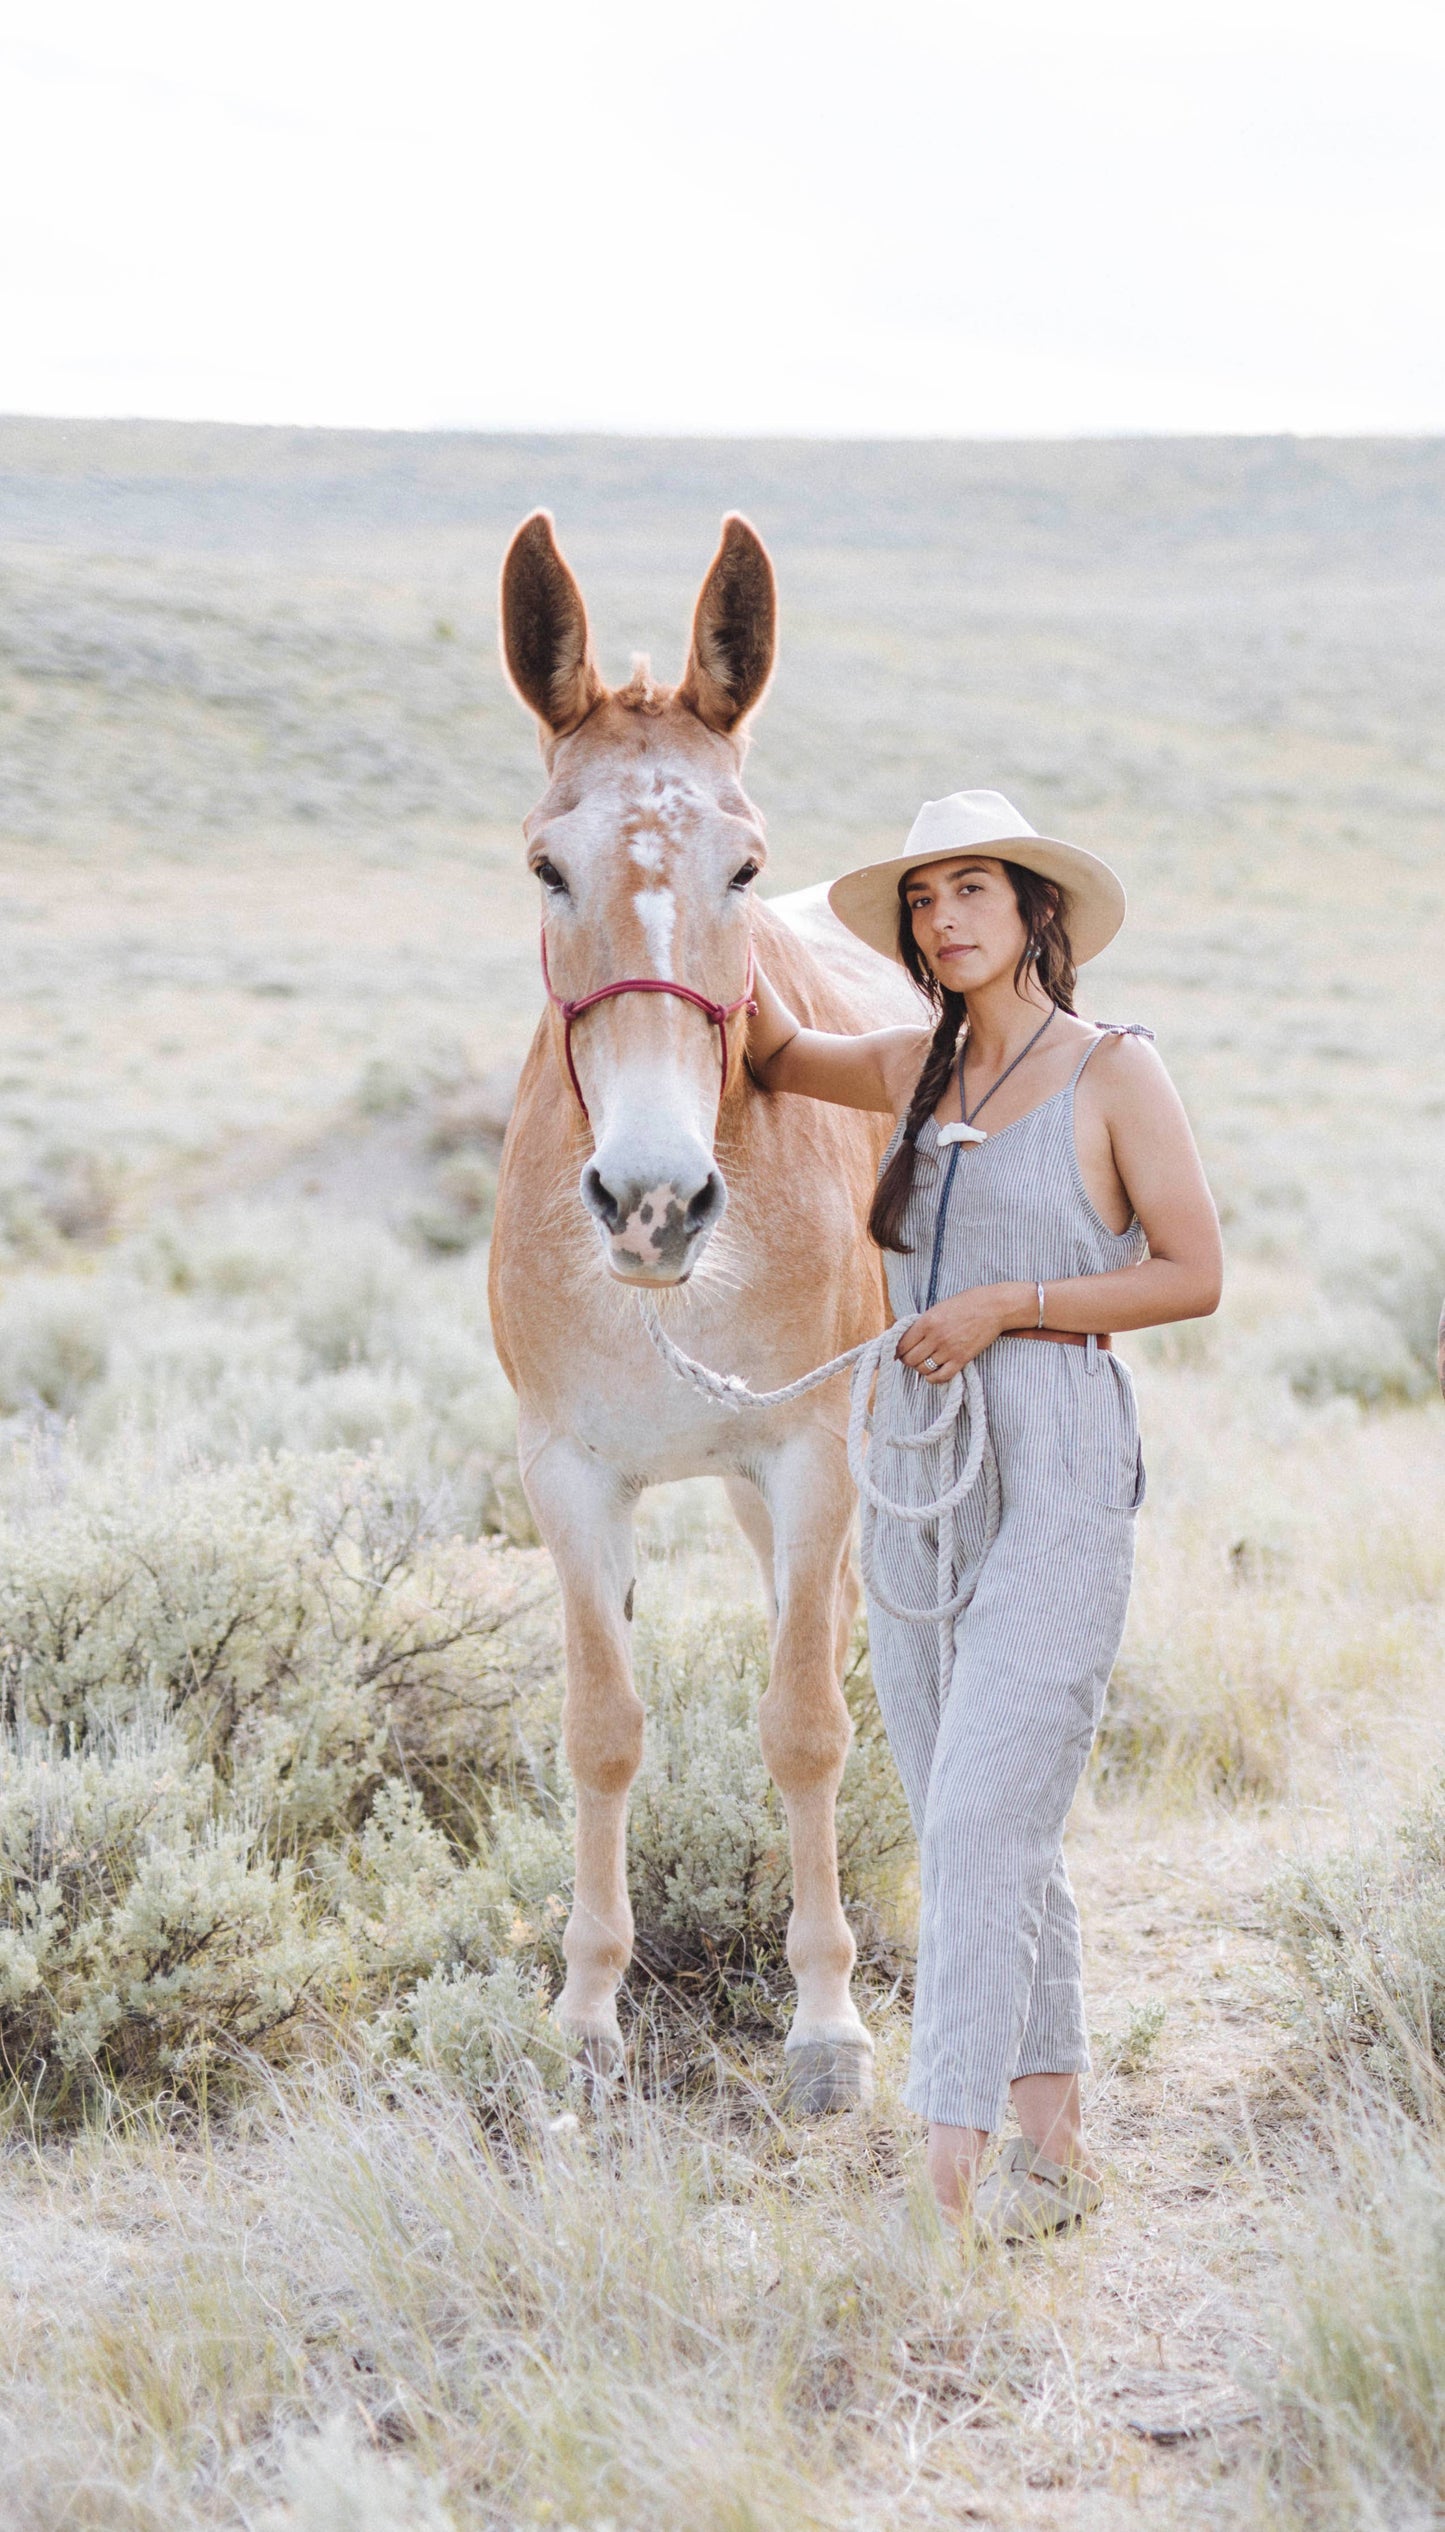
638 1304 1000 1667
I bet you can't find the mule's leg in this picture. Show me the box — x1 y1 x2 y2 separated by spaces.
755 1427 874 2112
521 1426 642 2069
722 1470 777 1632
729 1477 864 1691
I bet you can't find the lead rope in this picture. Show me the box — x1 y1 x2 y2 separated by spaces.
637 1304 1001 1675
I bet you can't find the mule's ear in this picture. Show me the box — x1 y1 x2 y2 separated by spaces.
678 514 777 734
500 511 603 736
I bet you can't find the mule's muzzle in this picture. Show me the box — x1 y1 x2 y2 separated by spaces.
580 1158 727 1283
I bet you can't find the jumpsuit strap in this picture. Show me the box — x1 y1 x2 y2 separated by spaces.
1066 1021 1156 1088
1066 1025 1155 1368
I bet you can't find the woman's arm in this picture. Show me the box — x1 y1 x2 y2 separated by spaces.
896 1037 1223 1382
748 960 929 1115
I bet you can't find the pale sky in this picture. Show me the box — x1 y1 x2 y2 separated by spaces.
2 0 1443 437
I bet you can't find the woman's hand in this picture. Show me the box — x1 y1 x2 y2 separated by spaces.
895 1283 1031 1383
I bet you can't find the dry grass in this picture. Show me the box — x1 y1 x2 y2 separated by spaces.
1099 1335 1445 1807
1261 2106 1445 2529
0 1920 1287 2532
0 2054 1070 2531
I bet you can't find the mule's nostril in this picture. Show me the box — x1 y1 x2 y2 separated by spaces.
685 1170 726 1236
581 1163 623 1235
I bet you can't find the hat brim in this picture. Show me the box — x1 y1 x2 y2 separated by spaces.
827 833 1126 968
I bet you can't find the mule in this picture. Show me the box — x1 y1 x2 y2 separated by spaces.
489 512 916 2107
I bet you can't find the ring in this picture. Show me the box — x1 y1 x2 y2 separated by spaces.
924 1355 940 1371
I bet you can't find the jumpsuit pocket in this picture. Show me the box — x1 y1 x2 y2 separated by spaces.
1067 1349 1146 1511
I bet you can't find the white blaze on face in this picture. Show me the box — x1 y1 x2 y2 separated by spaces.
632 884 676 980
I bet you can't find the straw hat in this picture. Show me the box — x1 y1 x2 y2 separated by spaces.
827 789 1126 967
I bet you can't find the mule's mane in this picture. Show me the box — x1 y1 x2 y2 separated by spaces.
748 898 901 1044
610 653 673 716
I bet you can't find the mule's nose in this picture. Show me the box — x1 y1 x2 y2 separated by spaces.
580 1158 727 1281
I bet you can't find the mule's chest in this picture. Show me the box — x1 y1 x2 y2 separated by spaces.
498 1263 835 1480
540 1338 808 1481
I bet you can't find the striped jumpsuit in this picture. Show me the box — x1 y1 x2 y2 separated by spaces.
868 1029 1147 2133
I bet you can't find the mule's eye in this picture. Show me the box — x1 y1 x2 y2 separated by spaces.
535 857 568 894
729 860 759 892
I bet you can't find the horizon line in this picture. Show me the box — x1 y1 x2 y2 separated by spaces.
3 409 1445 450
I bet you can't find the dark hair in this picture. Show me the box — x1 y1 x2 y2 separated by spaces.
867 860 1078 1253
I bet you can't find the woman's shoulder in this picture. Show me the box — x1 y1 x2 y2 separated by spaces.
1075 1019 1174 1110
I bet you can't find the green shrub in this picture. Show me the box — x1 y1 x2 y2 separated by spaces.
293 1241 406 1374
0 1279 109 1414
0 1712 336 2104
624 1595 914 2000
367 1958 573 2102
0 1450 569 2115
1267 1303 1433 1410
1274 1211 1445 1405
0 1451 559 1812
1 1216 522 1536
0 1723 576 2120
0 1445 913 2117
1329 1214 1445 1387
1095 2000 1167 2076
410 1153 497 1253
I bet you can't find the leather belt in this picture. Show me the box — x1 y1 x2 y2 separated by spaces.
1002 1328 1113 1351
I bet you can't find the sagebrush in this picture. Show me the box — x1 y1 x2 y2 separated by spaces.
0 1444 912 2118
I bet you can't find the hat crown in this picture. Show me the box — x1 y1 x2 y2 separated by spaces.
904 790 1039 864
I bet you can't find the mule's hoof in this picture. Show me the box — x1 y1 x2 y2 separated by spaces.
567 2030 623 2087
781 2040 874 2116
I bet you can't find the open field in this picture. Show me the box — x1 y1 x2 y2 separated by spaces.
1 421 1444 2529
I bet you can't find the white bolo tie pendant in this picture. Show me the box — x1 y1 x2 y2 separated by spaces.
938 1122 987 1147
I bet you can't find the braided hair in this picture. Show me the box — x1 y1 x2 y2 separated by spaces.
867 860 1078 1253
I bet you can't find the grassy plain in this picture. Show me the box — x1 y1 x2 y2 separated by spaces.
1 422 1444 2529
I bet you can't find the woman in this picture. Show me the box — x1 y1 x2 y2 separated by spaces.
747 789 1222 2240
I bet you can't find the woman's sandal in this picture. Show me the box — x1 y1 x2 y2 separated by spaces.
973 2140 1104 2243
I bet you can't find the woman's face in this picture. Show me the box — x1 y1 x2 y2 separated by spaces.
904 857 1029 992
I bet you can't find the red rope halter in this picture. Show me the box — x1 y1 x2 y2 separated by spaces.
540 929 758 1121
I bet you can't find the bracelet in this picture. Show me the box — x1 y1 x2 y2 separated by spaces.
1036 1281 1046 1329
